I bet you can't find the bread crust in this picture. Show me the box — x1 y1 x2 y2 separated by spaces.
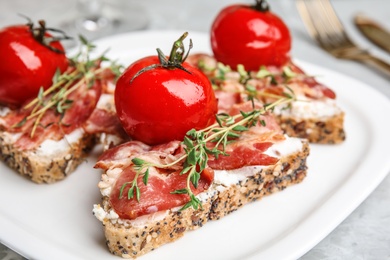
97 141 309 258
276 112 346 144
0 131 97 183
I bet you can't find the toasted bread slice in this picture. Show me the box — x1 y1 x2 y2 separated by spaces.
0 127 97 183
0 89 117 183
93 136 309 258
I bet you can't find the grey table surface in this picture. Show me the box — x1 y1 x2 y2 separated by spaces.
0 0 389 259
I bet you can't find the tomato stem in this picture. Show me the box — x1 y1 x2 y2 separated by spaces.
253 0 270 12
19 14 72 54
168 32 189 63
130 32 193 82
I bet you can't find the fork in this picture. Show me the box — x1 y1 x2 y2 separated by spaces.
296 0 390 77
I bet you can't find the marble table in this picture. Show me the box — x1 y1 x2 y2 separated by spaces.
1 0 389 259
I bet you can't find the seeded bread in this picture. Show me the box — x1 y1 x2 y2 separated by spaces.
93 140 309 258
0 129 97 183
276 112 345 144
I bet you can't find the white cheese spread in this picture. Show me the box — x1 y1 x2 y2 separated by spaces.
35 128 84 157
275 95 342 120
0 106 10 117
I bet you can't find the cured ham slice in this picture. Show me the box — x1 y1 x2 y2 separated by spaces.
288 63 336 99
95 140 214 220
96 140 184 170
208 101 284 169
83 108 127 137
214 80 244 114
110 166 214 219
188 53 336 100
207 140 279 170
0 81 101 150
0 68 120 151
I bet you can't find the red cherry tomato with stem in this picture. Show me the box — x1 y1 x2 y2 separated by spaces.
0 19 69 107
115 32 218 145
211 0 291 71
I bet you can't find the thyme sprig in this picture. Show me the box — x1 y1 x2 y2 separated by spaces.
207 63 298 109
119 158 151 201
14 35 123 137
120 89 296 211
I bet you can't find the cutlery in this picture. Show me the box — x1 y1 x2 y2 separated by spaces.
295 0 390 77
354 14 390 54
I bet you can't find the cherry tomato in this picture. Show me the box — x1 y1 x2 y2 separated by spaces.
210 0 291 71
115 33 218 145
0 20 69 107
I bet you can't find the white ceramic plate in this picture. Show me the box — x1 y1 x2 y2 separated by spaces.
1 31 390 260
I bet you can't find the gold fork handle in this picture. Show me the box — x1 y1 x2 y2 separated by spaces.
358 54 390 77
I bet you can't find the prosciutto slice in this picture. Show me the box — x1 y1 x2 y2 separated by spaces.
1 78 101 150
110 166 214 219
96 140 184 170
0 69 117 151
96 140 214 220
208 101 284 169
83 108 127 138
187 53 336 100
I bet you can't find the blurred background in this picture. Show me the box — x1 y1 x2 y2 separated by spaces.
1 0 389 90
0 0 389 259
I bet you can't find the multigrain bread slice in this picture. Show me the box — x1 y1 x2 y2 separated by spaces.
0 126 97 183
93 136 309 258
0 89 118 183
187 54 346 144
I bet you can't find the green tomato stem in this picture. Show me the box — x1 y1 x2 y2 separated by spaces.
168 32 188 63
